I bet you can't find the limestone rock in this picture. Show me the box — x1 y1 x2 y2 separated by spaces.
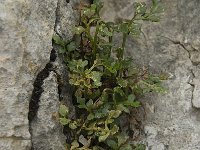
31 71 65 150
101 0 200 149
0 0 59 149
0 139 31 150
55 0 79 41
191 66 200 108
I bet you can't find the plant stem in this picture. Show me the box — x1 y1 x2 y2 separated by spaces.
122 33 127 54
108 28 113 55
118 33 128 77
92 21 100 62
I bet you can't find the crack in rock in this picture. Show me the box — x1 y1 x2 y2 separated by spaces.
160 36 200 109
189 69 195 107
28 49 56 123
28 49 57 150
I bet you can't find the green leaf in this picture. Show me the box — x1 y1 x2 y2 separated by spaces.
117 134 129 147
110 125 119 135
109 110 122 118
116 104 130 113
152 0 158 5
68 59 88 72
107 119 114 124
58 47 66 54
134 144 146 150
106 139 118 150
87 113 95 120
99 24 113 37
125 100 140 108
71 140 79 149
151 4 164 14
118 23 129 33
74 26 85 35
77 97 86 105
90 71 102 87
123 94 140 107
52 35 67 46
69 122 78 129
93 0 104 14
128 94 136 102
114 87 124 96
100 90 109 102
103 59 120 74
98 132 110 142
59 105 69 117
67 41 76 52
83 4 96 17
129 23 142 37
59 117 71 125
77 97 87 109
81 60 89 68
86 99 94 109
117 78 128 87
119 144 132 150
134 2 147 15
146 15 160 22
92 146 105 150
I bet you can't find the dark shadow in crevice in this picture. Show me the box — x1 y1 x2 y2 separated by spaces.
28 49 57 150
28 49 57 123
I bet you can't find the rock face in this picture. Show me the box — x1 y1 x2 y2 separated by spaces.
1 0 200 150
30 72 66 150
101 0 200 149
0 0 78 149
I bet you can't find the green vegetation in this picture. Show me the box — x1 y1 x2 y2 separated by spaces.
53 0 165 149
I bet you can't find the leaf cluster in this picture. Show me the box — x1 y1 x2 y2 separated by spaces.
53 0 165 149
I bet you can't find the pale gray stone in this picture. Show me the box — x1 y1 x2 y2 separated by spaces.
1 0 200 149
0 0 58 149
55 0 79 41
31 72 65 150
101 0 200 149
0 139 31 150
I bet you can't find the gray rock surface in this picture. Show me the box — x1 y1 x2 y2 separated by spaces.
1 0 200 149
55 0 79 41
0 0 77 149
31 72 66 150
0 0 58 149
101 0 200 149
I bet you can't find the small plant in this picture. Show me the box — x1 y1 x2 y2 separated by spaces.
53 0 165 149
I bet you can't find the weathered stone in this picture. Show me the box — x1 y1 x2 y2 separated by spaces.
0 0 59 149
101 0 200 149
1 0 200 149
191 66 200 108
31 71 65 150
55 0 79 41
0 138 31 150
54 0 79 119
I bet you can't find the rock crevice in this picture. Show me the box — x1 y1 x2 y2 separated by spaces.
28 0 79 149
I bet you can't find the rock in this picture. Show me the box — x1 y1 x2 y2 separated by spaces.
55 0 79 41
31 71 66 150
191 65 200 108
0 0 58 149
101 0 200 149
0 139 31 150
54 0 79 119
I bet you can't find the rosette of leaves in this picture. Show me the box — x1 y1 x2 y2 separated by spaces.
53 0 165 149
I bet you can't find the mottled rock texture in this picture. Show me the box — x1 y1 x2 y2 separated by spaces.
0 0 78 149
1 0 200 150
0 0 58 149
101 0 200 149
30 72 66 150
